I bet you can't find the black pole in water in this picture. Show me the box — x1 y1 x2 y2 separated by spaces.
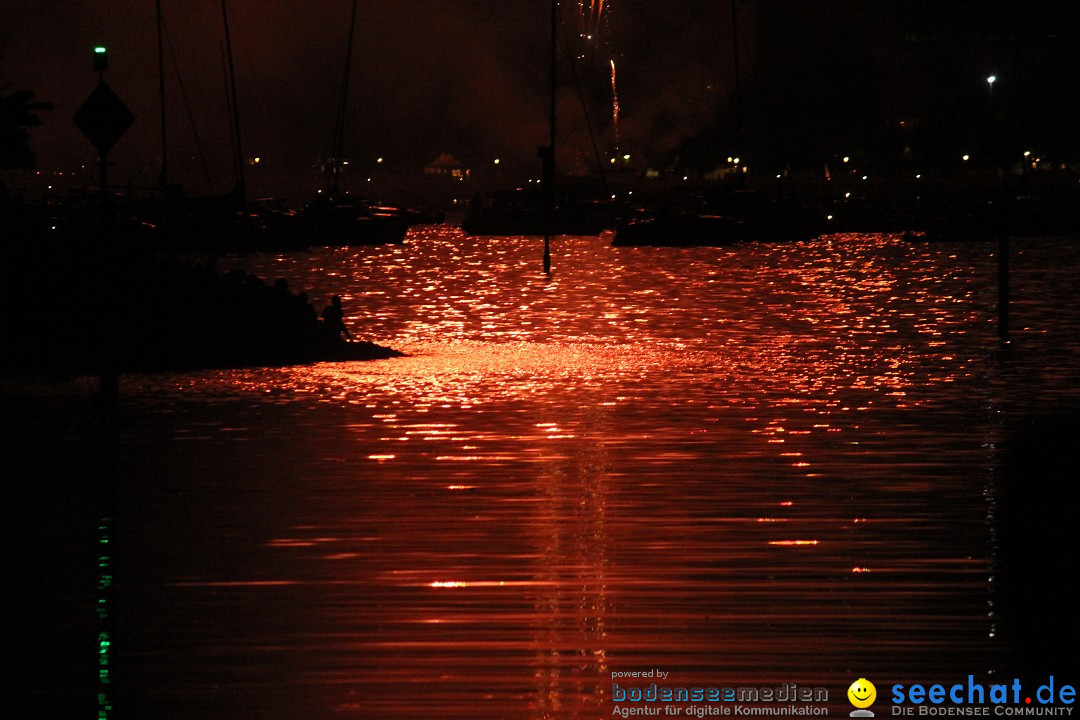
87 45 120 719
542 143 552 274
998 197 1010 342
98 151 109 221
543 227 552 276
96 151 120 404
93 50 119 401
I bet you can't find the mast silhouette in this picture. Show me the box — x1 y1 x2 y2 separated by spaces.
542 0 556 275
731 0 743 159
734 0 743 158
156 0 167 186
328 0 360 196
221 0 245 201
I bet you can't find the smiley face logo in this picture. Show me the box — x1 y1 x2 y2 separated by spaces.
848 678 877 709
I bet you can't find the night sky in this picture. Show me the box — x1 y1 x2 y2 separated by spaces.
2 1 1077 201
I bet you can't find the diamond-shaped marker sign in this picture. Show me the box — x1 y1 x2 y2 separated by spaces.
73 80 134 156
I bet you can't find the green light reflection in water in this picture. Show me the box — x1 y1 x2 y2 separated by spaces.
97 517 113 719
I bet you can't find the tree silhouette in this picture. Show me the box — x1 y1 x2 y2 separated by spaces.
0 88 52 170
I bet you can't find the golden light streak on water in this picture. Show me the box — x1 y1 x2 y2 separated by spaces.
27 227 1077 718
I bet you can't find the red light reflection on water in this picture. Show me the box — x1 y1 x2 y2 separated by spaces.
128 230 1047 717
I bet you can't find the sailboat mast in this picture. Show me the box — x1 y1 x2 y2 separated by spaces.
157 0 167 186
543 0 556 275
329 0 360 196
221 0 246 201
550 0 557 157
731 0 743 159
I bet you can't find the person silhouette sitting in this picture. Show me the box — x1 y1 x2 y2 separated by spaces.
321 295 353 341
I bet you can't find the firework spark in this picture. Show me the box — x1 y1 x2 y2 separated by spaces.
579 0 607 34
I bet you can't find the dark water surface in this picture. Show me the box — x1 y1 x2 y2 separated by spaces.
9 229 1080 718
